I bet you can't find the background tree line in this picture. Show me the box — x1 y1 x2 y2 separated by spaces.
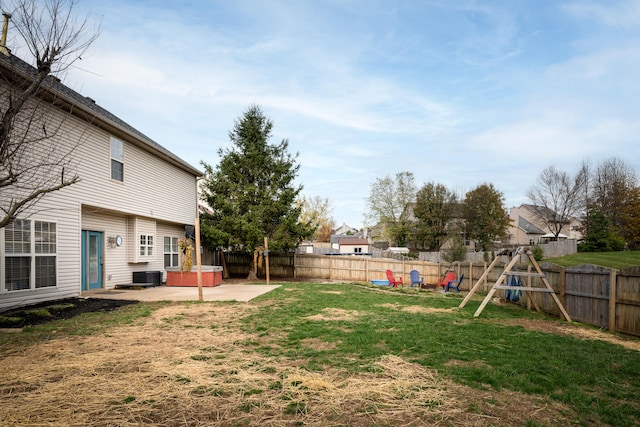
528 158 639 251
365 171 510 261
365 157 640 260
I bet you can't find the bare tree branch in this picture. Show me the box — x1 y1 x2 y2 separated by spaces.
527 165 588 239
0 0 99 228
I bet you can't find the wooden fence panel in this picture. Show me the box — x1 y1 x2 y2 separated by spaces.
331 257 367 281
615 266 640 337
294 254 331 279
537 265 562 317
268 254 295 277
564 265 611 329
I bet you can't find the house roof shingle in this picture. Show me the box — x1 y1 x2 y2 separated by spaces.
338 238 368 245
518 217 545 235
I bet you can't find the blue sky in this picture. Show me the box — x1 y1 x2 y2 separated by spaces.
53 0 640 228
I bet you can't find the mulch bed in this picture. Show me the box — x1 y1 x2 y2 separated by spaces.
0 298 138 328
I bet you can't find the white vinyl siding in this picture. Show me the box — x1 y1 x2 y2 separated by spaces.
0 76 199 309
127 217 156 263
75 131 197 224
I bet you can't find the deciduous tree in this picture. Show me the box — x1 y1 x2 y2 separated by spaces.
364 171 416 246
298 195 334 242
412 182 458 251
199 105 312 280
527 164 588 240
463 183 509 257
0 0 99 228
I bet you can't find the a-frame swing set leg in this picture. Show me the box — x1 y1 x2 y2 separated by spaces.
458 247 572 322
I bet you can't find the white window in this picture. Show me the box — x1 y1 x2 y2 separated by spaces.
164 236 179 268
139 235 153 256
2 219 57 292
110 137 124 181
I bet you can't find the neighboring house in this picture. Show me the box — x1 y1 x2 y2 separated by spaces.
333 223 358 235
508 204 582 246
335 237 369 254
0 52 201 310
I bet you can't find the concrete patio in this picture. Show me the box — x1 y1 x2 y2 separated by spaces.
82 284 281 302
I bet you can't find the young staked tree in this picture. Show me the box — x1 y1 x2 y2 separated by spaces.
0 0 99 228
364 171 416 247
527 164 588 240
463 183 509 257
199 105 312 280
412 182 458 251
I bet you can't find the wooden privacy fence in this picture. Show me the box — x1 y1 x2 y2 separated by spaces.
533 264 640 337
222 252 640 336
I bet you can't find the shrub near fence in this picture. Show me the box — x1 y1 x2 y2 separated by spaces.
223 252 640 336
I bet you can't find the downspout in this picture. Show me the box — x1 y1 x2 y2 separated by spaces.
0 12 11 56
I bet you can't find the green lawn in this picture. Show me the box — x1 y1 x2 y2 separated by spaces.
543 251 640 269
243 282 640 426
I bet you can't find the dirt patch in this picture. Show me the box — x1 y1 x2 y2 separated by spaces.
305 307 361 321
0 298 138 328
377 302 456 315
0 302 575 426
302 337 338 351
500 318 640 352
402 305 456 314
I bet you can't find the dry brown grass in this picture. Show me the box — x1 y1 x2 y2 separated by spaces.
0 302 574 426
498 318 640 352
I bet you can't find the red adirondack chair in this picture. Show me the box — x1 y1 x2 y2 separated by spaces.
438 271 456 289
385 269 403 287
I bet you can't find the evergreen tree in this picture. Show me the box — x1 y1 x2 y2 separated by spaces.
579 209 624 252
200 105 313 279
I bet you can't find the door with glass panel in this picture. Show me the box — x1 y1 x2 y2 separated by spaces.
81 230 103 290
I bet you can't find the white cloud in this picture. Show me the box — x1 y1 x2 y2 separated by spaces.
58 0 640 228
564 1 640 28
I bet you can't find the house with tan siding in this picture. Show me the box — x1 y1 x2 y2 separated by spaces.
508 204 582 246
0 52 201 310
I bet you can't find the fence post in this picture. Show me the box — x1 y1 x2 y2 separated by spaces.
526 265 532 310
609 269 617 333
329 256 333 280
560 266 566 309
468 261 472 292
365 258 369 282
483 262 487 292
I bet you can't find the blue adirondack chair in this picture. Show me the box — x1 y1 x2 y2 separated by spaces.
445 274 464 293
409 270 424 287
